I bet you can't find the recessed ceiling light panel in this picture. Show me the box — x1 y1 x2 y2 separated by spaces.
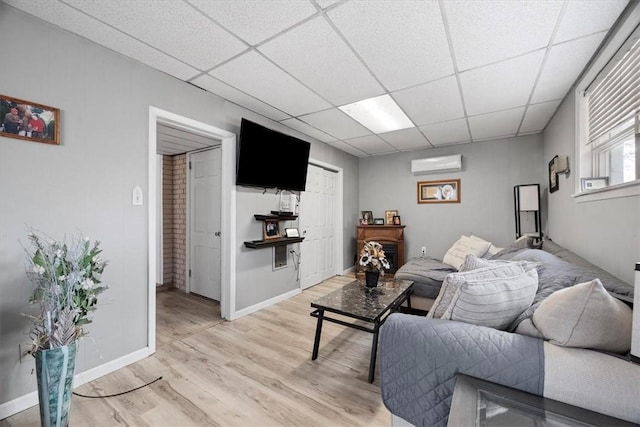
339 94 414 133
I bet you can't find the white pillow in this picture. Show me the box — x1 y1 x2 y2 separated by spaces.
443 268 538 330
532 279 633 353
442 235 491 270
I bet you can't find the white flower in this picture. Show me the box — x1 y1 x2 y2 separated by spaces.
58 275 67 281
82 278 95 290
55 249 63 258
33 265 45 275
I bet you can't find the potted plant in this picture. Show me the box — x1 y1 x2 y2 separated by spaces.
359 241 390 288
24 230 108 427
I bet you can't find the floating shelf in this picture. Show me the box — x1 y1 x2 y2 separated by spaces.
244 237 305 249
254 214 298 221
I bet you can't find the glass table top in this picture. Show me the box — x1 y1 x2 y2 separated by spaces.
311 278 413 321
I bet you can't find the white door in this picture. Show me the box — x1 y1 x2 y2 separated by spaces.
189 148 221 300
300 164 336 289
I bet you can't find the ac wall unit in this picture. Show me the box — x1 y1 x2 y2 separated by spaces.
411 154 462 175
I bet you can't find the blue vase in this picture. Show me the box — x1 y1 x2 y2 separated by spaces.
35 342 77 427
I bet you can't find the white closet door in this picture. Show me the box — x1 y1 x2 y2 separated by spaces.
300 164 336 289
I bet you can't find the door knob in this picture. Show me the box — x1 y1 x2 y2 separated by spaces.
214 231 221 236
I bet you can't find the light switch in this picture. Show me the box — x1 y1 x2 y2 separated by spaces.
132 186 143 206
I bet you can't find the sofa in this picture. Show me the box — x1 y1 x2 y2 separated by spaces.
380 238 638 426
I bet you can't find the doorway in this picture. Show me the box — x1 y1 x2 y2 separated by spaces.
148 107 237 354
299 159 343 290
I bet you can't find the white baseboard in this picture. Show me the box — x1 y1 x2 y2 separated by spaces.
232 288 301 320
342 266 355 275
0 347 150 420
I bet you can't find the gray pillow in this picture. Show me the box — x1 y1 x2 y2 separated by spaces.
442 268 539 330
532 279 633 353
427 262 536 320
458 253 539 273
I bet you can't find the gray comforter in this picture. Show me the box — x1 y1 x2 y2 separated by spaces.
394 257 455 299
380 315 544 427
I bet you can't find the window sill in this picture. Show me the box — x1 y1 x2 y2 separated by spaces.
572 179 640 203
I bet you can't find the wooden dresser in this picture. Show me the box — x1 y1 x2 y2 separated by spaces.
356 225 405 278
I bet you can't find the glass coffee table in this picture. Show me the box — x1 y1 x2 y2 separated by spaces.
310 278 413 383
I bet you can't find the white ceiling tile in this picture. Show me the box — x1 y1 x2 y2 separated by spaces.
392 76 464 125
4 0 201 80
460 51 545 115
259 17 384 105
63 0 246 70
468 108 525 140
280 118 337 143
445 0 563 71
419 118 471 146
210 51 331 116
327 140 368 157
520 100 562 134
379 127 430 150
298 108 371 139
343 135 397 156
554 0 628 43
190 74 290 121
328 0 453 91
188 0 317 46
315 0 340 10
531 33 606 104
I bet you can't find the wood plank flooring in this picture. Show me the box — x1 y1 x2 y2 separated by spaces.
1 275 392 426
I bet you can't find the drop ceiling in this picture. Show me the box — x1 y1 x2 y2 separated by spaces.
4 0 630 157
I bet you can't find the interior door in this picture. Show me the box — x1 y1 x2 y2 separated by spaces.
189 148 221 300
300 164 336 289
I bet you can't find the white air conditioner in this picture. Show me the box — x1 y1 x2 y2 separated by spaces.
411 154 462 175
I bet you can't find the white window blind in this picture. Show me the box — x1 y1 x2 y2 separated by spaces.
587 36 640 147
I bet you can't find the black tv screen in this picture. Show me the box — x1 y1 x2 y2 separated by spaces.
236 118 311 191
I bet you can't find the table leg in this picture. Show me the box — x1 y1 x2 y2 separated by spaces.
312 309 324 360
369 320 380 383
406 294 412 310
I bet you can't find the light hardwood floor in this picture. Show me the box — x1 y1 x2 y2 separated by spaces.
1 275 391 426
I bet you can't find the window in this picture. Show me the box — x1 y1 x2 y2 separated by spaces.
584 33 640 189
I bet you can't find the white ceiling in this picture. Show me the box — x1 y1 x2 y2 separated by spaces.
4 0 630 157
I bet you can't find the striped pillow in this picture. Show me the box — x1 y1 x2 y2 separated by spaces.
442 268 538 330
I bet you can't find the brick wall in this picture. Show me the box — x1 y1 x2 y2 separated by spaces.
172 154 187 291
162 155 173 285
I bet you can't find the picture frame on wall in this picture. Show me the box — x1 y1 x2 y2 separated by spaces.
417 179 461 204
385 210 398 224
0 95 60 145
549 155 559 193
263 220 280 240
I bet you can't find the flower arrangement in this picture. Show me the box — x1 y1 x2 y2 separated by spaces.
359 241 390 275
24 230 108 353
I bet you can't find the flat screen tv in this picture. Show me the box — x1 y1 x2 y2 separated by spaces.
236 118 311 191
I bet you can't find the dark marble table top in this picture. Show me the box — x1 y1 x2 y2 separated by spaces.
311 278 414 321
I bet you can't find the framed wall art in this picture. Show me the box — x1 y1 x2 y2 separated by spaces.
549 155 559 193
417 179 460 204
0 95 60 145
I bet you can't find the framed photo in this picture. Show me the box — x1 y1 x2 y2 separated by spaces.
385 210 398 224
361 211 373 224
373 218 385 225
549 156 559 193
284 228 300 238
581 177 608 191
0 95 60 145
393 215 401 225
417 179 460 204
263 220 280 240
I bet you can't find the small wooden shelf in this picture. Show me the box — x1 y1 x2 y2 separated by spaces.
244 237 305 249
254 214 298 221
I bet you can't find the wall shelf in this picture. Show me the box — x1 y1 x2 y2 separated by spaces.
244 237 304 249
244 213 302 249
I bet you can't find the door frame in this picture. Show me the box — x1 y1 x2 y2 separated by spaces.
186 146 221 297
300 157 344 290
148 107 237 354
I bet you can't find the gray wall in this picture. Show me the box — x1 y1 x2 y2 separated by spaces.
542 95 639 285
0 4 358 406
358 135 544 261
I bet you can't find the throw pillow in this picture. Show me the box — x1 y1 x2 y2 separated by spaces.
442 235 491 270
532 279 633 354
427 262 536 319
442 268 538 330
458 253 539 273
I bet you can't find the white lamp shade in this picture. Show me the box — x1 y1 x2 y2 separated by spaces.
518 185 539 211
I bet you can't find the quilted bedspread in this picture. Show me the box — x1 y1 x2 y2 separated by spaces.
379 314 544 427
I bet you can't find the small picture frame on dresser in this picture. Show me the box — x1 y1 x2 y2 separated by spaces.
373 218 384 225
